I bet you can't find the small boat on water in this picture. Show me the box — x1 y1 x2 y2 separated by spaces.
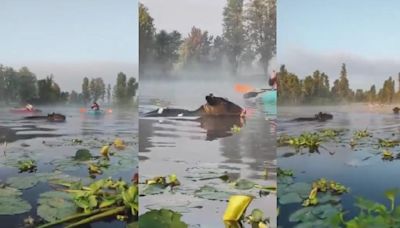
86 109 105 115
261 90 277 104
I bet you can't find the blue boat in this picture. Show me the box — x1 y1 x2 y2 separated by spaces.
87 109 105 115
262 90 277 116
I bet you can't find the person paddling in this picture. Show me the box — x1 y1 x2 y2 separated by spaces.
91 102 100 111
25 104 34 111
269 70 277 90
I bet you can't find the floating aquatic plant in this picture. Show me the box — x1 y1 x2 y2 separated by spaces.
353 129 372 139
277 168 293 177
286 132 322 153
38 178 138 228
378 138 400 148
18 159 37 173
302 178 348 207
382 150 395 160
230 125 241 133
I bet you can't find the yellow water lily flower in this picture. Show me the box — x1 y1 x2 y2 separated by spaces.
223 195 253 221
100 145 110 158
114 138 125 150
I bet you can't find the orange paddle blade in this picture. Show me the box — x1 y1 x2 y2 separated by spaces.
235 84 254 94
107 109 113 113
79 108 86 113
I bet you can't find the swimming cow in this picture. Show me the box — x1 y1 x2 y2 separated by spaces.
24 113 66 122
144 94 246 117
292 112 333 122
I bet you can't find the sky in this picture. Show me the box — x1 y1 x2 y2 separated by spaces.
140 0 225 36
0 0 137 92
278 0 400 90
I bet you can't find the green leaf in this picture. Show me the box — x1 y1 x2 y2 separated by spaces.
138 209 188 228
37 191 77 222
279 192 303 205
74 149 92 161
233 179 256 190
6 176 39 190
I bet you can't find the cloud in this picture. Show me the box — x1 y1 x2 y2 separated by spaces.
3 61 138 92
279 46 400 90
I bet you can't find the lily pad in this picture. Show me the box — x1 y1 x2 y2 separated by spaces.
279 192 303 205
0 187 31 215
74 149 92 161
37 191 78 222
194 185 232 201
289 207 317 223
286 182 311 198
6 176 39 190
233 179 256 190
139 209 188 228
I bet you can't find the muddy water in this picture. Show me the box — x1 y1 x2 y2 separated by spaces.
139 78 277 227
0 106 137 227
278 104 400 226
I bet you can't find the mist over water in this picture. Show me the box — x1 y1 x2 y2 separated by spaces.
139 74 277 227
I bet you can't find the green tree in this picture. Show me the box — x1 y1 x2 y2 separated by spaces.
89 78 106 102
127 77 138 100
223 0 245 74
37 75 61 103
139 3 156 75
154 30 182 73
82 77 90 105
0 65 5 103
245 0 276 73
179 27 213 70
69 90 80 104
17 67 37 102
107 84 111 104
114 72 127 104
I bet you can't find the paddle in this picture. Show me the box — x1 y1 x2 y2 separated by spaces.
235 84 274 99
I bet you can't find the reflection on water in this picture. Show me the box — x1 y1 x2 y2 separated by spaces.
278 104 400 226
139 79 277 227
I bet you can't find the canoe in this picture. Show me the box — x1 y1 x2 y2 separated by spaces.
261 90 277 104
262 90 277 116
10 108 42 114
86 109 105 115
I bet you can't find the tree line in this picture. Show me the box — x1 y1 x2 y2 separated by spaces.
139 0 276 77
278 63 399 105
0 64 138 106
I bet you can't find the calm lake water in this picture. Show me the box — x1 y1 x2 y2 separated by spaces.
278 104 400 227
139 78 277 227
0 106 137 227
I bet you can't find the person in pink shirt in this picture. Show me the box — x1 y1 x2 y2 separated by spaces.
269 70 277 90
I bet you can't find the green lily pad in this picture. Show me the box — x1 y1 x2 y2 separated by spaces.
140 184 167 195
194 185 232 201
233 179 256 190
6 176 39 190
139 209 188 228
286 182 311 198
289 207 317 223
0 187 31 215
37 191 78 222
279 192 303 205
318 193 341 204
278 176 294 185
74 149 92 161
312 204 341 219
